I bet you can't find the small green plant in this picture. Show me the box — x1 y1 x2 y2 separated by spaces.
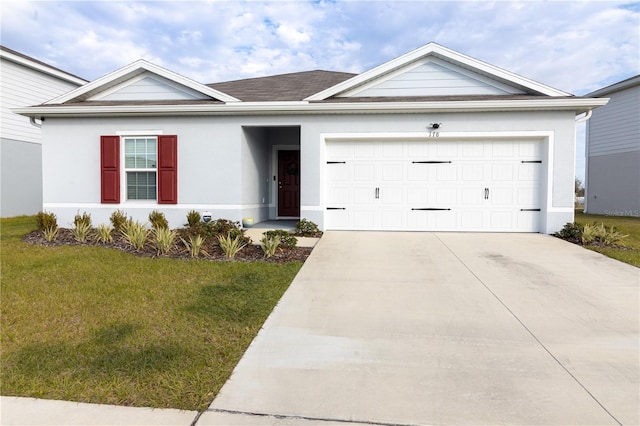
36 211 58 231
602 225 628 246
42 225 59 242
186 210 201 227
264 229 297 248
121 220 148 251
260 234 281 258
555 222 582 241
148 210 169 230
153 227 177 255
181 234 207 258
581 223 598 245
218 233 247 258
72 221 92 243
73 211 92 228
294 218 321 236
110 210 128 233
95 224 113 243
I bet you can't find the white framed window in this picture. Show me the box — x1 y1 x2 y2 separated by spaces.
124 136 157 200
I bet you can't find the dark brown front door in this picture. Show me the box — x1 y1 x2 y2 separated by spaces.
278 150 300 217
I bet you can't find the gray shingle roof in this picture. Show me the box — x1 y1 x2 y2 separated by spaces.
208 70 356 102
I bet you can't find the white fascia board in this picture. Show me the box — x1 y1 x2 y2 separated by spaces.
45 59 240 104
305 42 570 101
13 98 609 118
0 49 87 86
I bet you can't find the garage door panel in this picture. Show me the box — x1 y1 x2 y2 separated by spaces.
436 164 457 181
462 164 484 181
490 211 514 229
353 187 374 205
327 164 348 182
353 143 375 158
325 139 542 232
491 164 515 181
381 164 403 181
354 164 375 181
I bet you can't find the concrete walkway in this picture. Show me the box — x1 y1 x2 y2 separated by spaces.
3 232 638 425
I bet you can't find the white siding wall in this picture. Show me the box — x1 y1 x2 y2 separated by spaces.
0 58 80 143
587 84 640 156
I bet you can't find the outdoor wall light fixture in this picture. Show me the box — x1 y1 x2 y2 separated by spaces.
429 123 441 129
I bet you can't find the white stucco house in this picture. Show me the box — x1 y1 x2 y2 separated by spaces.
0 46 87 217
584 75 640 217
14 42 607 232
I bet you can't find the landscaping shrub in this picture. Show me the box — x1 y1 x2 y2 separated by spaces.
264 230 297 248
36 211 57 231
218 233 247 258
72 221 92 243
149 210 169 230
181 234 207 258
73 211 92 228
153 227 177 255
121 219 148 251
95 224 113 243
260 234 281 258
110 210 128 233
42 225 59 242
294 218 321 237
555 222 582 241
186 210 201 227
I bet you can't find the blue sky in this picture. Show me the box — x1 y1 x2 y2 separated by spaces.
2 0 639 180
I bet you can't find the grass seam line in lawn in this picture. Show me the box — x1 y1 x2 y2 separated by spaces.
207 408 424 426
434 233 624 426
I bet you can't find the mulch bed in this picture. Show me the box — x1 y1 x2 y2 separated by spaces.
23 228 314 264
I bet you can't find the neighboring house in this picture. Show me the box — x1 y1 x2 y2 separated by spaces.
584 75 640 217
0 46 87 217
14 42 607 233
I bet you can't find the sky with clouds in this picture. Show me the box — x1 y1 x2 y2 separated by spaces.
1 0 639 180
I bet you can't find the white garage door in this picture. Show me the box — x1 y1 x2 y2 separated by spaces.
325 139 543 232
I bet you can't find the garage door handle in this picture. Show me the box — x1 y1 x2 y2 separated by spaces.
375 187 380 199
520 208 541 211
411 208 451 211
412 161 452 164
484 188 489 199
327 207 346 210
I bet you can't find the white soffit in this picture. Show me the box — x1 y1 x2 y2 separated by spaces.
45 59 240 104
305 42 571 100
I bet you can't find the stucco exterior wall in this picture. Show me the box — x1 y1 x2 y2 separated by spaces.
41 110 577 232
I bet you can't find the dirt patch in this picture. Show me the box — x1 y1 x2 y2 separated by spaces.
23 228 314 264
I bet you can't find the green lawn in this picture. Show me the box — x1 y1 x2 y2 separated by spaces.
574 211 640 267
1 216 302 410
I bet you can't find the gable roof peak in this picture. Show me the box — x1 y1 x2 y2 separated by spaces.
46 58 239 105
305 42 571 100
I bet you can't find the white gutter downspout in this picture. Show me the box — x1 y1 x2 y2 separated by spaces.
29 117 43 128
575 110 593 214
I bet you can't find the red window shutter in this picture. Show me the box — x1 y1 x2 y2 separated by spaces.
157 135 178 204
100 136 120 203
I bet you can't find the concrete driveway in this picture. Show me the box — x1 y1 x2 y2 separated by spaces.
201 232 639 426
